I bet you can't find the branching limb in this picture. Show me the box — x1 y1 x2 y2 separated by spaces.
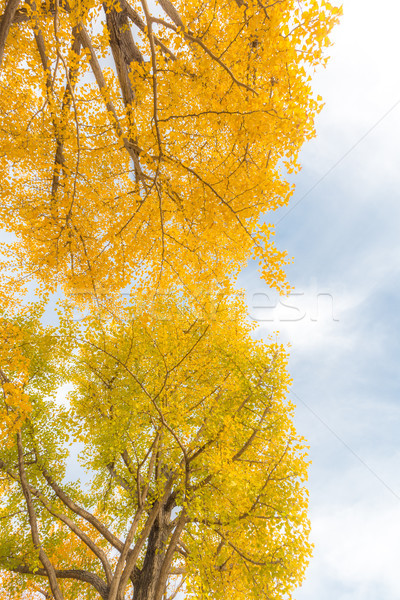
28 480 113 583
167 574 187 600
1 450 114 585
104 1 143 106
164 154 254 240
118 479 176 598
157 0 183 28
150 16 257 94
107 461 135 495
232 403 271 461
141 0 162 157
0 0 20 67
77 22 144 180
11 565 109 599
124 0 177 60
16 433 65 600
40 466 125 553
51 25 82 201
154 511 187 600
249 441 291 513
107 502 146 600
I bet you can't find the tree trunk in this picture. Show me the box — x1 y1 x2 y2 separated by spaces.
133 505 171 600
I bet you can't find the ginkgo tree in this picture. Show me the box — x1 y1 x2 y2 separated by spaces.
0 0 340 598
0 296 311 600
0 0 340 299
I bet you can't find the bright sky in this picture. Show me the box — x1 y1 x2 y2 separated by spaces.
240 0 400 597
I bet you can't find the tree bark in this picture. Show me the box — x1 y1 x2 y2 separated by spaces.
133 504 172 600
0 0 20 67
104 3 143 107
12 566 109 599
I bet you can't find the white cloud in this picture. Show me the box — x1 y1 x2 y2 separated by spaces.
248 281 369 357
300 500 400 599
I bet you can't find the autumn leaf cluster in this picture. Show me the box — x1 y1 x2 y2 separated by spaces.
0 0 340 298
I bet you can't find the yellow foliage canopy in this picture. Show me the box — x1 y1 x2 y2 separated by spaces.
0 296 311 600
0 0 340 298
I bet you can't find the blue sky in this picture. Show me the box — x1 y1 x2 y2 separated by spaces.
239 0 400 597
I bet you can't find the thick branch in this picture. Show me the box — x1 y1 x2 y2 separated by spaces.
11 565 109 599
107 505 145 600
40 466 125 553
104 2 143 107
118 481 176 598
0 0 20 68
77 22 144 179
31 487 113 583
28 4 69 202
157 0 183 28
17 434 65 600
154 512 187 600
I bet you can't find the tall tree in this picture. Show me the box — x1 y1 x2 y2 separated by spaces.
0 296 311 600
0 0 340 598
